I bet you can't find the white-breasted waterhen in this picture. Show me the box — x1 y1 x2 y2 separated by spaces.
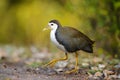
43 20 94 73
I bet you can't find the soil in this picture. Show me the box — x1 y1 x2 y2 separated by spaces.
0 46 119 80
0 62 88 80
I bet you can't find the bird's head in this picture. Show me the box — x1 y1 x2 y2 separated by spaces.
43 20 61 31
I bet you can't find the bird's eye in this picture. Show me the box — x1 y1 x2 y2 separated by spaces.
51 24 53 26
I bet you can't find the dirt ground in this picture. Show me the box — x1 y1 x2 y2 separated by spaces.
0 62 89 80
0 46 120 80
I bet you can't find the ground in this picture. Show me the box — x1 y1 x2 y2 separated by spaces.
0 62 88 80
0 46 120 80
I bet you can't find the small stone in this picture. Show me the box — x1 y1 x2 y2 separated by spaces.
98 64 105 69
103 70 114 79
114 63 120 69
110 75 118 79
55 68 63 72
88 72 93 77
82 62 89 67
55 61 68 68
91 66 99 71
117 74 120 79
2 64 7 68
103 70 114 75
93 76 102 80
26 68 32 72
94 72 103 77
35 68 39 71
88 73 94 80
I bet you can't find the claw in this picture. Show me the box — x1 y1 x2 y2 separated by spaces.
65 67 79 74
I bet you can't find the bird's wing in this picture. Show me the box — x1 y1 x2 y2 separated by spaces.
56 27 94 52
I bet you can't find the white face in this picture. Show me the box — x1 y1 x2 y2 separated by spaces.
48 22 58 30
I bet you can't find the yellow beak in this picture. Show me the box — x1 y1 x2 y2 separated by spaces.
43 26 51 31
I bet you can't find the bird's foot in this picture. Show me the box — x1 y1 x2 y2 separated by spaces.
65 67 79 74
43 59 57 68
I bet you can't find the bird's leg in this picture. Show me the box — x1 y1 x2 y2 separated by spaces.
44 53 68 67
66 52 79 74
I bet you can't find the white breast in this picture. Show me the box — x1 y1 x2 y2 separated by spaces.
50 29 66 52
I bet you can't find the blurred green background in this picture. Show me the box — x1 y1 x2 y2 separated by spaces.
0 0 120 58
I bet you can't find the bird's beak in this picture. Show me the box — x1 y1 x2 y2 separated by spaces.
43 26 50 31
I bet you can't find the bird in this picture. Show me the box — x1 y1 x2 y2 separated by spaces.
43 19 94 73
